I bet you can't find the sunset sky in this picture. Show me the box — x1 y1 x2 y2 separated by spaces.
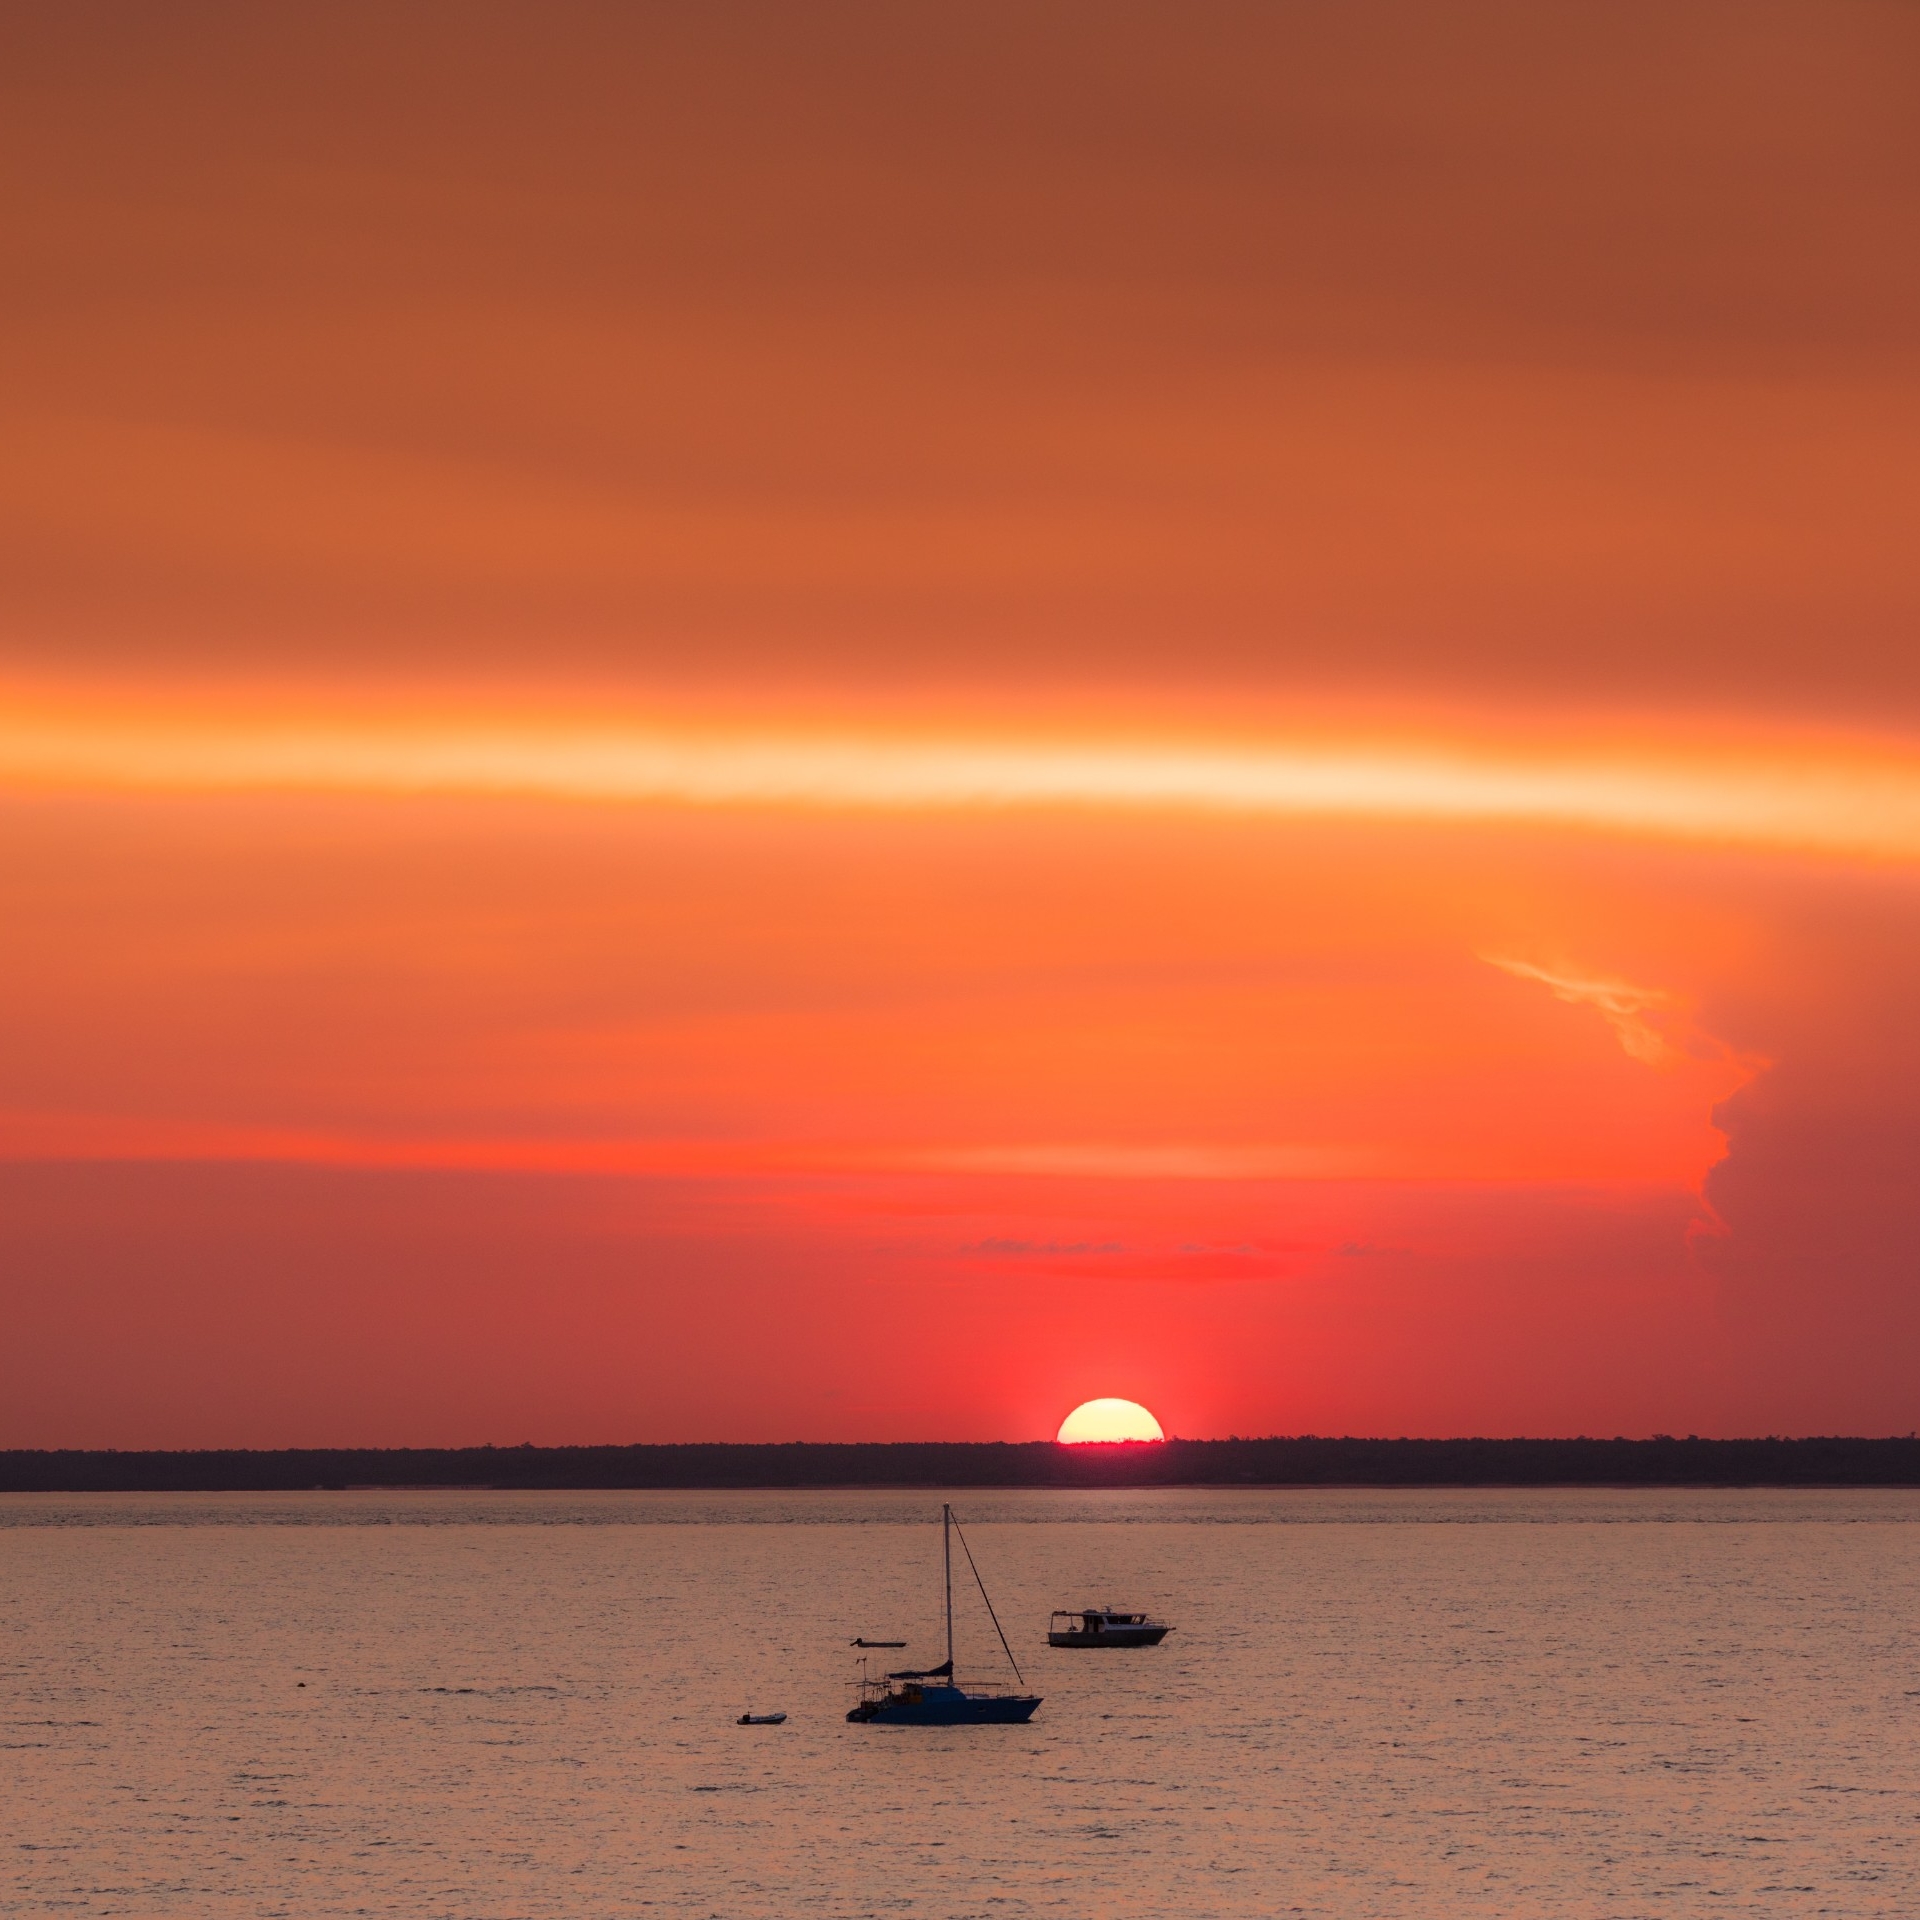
4 1 1917 1446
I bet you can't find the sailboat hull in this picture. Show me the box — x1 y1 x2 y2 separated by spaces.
847 1685 1042 1725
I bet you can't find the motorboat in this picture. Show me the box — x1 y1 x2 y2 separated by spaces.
846 1505 1042 1725
1048 1607 1173 1648
736 1711 787 1725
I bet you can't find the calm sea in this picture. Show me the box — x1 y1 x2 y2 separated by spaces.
4 1488 1919 1918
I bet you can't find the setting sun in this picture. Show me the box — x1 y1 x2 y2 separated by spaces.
1057 1398 1166 1444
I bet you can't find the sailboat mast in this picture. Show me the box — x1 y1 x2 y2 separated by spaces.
943 1502 954 1670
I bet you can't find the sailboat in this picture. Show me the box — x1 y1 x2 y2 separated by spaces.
846 1504 1043 1725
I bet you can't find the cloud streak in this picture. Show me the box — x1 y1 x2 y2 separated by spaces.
0 1111 1366 1182
4 701 1919 862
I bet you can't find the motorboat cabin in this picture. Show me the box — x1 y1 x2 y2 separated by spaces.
1047 1607 1172 1648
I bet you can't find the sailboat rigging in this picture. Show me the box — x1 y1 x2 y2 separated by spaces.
846 1504 1042 1725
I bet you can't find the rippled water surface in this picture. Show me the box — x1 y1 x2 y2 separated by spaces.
5 1488 1920 1917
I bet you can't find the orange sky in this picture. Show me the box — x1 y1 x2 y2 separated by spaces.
2 3 1917 1444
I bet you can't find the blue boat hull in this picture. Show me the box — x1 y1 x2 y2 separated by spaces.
847 1685 1041 1725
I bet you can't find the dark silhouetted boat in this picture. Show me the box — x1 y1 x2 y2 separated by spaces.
846 1504 1042 1726
1048 1607 1173 1648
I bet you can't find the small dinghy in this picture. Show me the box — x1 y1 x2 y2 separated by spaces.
1048 1608 1172 1648
737 1711 788 1725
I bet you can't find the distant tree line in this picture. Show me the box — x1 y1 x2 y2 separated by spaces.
4 1435 1919 1492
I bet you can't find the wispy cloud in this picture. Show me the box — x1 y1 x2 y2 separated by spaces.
1483 956 1680 1064
906 1143 1368 1179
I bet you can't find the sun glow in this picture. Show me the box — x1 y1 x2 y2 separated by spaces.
1057 1398 1166 1444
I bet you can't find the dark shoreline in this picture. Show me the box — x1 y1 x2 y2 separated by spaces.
4 1437 1919 1493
